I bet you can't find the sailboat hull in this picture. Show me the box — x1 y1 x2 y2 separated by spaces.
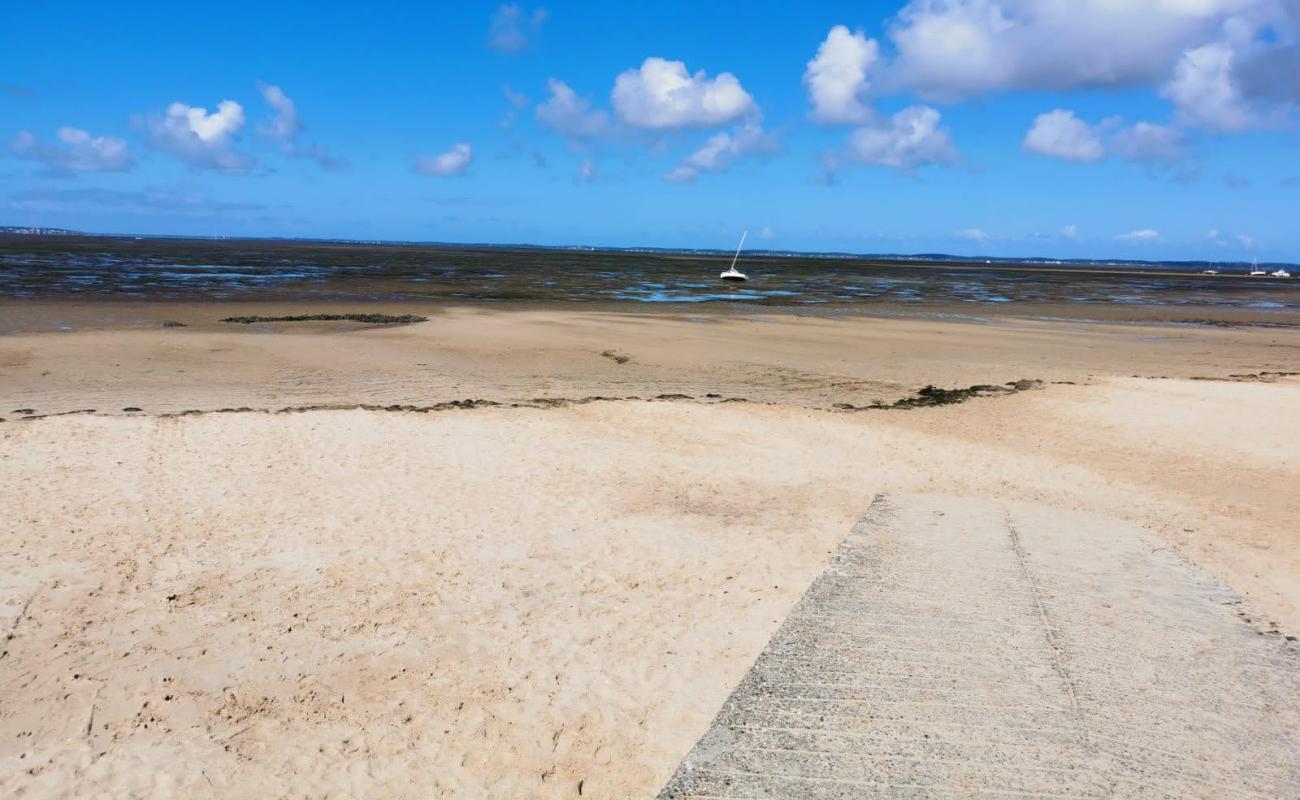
720 273 747 282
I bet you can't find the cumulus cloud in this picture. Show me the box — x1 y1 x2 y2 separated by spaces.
10 127 132 173
1061 224 1079 240
803 2 1296 150
844 105 957 170
612 57 757 129
956 227 991 242
875 1 1299 129
1109 121 1186 162
1162 6 1300 132
256 83 347 171
144 99 253 174
258 83 299 143
488 4 546 53
1162 42 1254 131
666 121 776 182
1022 110 1187 164
885 0 1251 101
805 25 879 124
415 143 472 177
535 79 609 138
1116 228 1161 242
1022 109 1104 162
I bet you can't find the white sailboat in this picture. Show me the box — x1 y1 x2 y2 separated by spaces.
719 230 749 282
1248 259 1267 277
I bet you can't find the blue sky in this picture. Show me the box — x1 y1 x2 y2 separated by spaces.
3 1 1298 260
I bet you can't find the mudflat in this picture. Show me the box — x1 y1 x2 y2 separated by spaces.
2 304 1298 797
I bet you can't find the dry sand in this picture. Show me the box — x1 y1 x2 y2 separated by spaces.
1 305 1298 797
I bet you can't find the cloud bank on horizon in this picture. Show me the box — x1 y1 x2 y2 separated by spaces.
3 1 1298 257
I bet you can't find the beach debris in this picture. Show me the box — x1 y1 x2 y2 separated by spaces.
15 408 96 420
160 320 187 328
1191 370 1300 383
833 379 1043 411
1174 318 1300 329
601 350 631 364
219 314 428 325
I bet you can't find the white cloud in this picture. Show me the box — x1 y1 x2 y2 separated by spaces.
536 79 609 138
805 25 879 124
1163 42 1253 131
759 226 775 240
144 99 253 174
258 83 299 143
612 57 757 129
415 143 472 177
1116 228 1161 242
1109 122 1186 162
1023 110 1187 164
666 121 776 182
795 2 1299 147
10 127 132 173
1236 233 1256 248
885 0 1252 101
256 83 346 171
845 105 957 170
576 159 599 183
488 4 546 53
1022 109 1104 162
957 227 991 242
1061 224 1079 240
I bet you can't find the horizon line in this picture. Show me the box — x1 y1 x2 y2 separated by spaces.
1 225 1293 269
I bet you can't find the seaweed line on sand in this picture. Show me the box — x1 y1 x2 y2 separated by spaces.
832 379 1044 411
3 380 1048 422
1190 370 1300 383
219 314 428 325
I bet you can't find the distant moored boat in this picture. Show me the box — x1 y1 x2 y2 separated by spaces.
719 230 749 282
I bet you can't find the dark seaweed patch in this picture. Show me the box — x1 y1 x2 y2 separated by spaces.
220 314 428 325
834 379 1042 411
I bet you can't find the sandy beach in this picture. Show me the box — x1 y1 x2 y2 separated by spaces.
2 304 1298 797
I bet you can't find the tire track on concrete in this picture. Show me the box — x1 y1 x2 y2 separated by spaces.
659 493 1300 799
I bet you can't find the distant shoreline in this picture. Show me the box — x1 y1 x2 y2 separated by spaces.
3 230 1295 271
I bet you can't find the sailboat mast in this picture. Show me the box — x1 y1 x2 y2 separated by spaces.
729 230 748 271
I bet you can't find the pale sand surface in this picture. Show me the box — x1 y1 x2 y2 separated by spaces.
1 305 1298 797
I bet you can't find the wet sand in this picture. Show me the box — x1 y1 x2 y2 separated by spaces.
2 303 1298 797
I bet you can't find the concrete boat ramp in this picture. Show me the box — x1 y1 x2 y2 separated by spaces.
659 495 1300 799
